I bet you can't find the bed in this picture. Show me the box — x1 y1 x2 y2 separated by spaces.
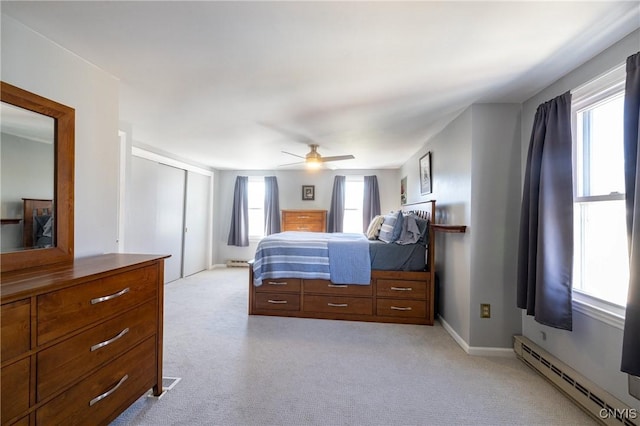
248 200 438 325
22 198 53 249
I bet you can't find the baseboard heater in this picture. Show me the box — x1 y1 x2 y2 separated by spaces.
514 335 638 426
226 259 249 268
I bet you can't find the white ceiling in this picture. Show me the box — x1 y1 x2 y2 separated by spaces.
2 1 639 170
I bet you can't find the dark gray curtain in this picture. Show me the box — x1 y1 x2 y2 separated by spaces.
327 175 345 233
517 92 573 331
264 176 281 236
227 176 249 246
621 52 640 376
363 175 381 232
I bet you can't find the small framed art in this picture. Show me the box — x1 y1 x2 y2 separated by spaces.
302 185 315 201
419 152 432 195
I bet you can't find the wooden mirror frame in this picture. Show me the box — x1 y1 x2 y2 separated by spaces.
1 82 75 273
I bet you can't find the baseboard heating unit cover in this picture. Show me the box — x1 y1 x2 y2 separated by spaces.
514 335 638 426
226 259 249 267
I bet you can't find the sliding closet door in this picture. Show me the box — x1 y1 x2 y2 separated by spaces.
183 171 209 276
156 164 186 283
126 156 158 254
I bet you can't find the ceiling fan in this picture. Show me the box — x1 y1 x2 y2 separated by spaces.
281 144 355 168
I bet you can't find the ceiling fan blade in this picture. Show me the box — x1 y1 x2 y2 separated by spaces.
278 161 305 167
321 155 355 162
281 150 305 159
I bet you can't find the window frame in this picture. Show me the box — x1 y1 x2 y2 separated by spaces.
247 176 265 240
570 63 628 327
343 176 365 234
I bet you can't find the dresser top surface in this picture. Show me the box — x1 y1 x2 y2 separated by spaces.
1 253 168 302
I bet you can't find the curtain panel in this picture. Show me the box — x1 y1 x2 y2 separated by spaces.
227 176 249 246
328 175 345 233
264 176 281 236
516 92 573 331
363 175 381 232
621 52 640 377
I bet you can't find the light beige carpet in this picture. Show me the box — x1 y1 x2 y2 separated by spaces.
112 267 596 425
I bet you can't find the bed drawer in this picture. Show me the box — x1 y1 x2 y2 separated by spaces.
1 299 31 362
254 293 300 311
36 337 156 425
37 299 157 401
1 358 30 424
303 295 372 315
304 280 372 296
256 278 301 293
377 299 427 318
376 279 427 299
37 265 158 345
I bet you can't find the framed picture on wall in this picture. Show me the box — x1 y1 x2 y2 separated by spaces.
302 185 315 201
419 152 432 195
401 176 407 205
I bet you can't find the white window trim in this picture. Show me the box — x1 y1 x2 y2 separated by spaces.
248 176 265 241
570 63 628 327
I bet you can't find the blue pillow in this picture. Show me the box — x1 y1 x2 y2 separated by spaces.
378 211 404 243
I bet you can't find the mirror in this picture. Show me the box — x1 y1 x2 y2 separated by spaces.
0 82 75 273
1 102 55 252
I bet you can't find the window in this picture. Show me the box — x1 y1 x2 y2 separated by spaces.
572 65 629 312
343 177 364 233
247 177 265 238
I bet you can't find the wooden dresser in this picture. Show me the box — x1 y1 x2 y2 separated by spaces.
249 268 434 325
281 210 327 233
1 253 167 426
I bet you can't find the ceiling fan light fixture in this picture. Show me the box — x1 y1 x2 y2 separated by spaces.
306 157 322 169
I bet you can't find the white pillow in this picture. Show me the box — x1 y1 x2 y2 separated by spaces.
365 215 385 240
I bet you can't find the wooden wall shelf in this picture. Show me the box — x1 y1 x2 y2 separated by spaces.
1 219 21 225
431 224 467 233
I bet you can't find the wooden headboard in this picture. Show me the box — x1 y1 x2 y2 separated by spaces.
22 198 53 248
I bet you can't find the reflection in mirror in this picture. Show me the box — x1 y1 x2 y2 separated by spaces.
1 102 55 253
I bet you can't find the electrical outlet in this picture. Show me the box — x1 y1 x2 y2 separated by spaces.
480 303 491 318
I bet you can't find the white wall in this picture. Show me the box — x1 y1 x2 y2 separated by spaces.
469 104 522 348
401 108 473 343
520 29 640 408
2 15 120 257
214 168 399 265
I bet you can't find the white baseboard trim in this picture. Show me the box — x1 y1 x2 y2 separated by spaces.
438 315 515 358
211 264 227 269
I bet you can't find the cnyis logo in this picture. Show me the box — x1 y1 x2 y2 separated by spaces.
598 407 638 421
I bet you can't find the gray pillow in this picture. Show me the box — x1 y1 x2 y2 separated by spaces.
396 214 421 245
378 211 404 243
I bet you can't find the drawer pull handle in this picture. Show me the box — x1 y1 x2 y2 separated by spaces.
90 328 130 352
267 281 287 286
390 287 413 291
328 284 348 288
91 287 130 304
298 215 310 219
390 306 412 311
89 374 128 406
267 300 288 304
328 303 348 307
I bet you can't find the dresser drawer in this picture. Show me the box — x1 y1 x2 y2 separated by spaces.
377 279 427 299
36 337 156 425
37 265 158 345
281 210 326 233
377 299 427 318
255 278 301 293
303 295 372 315
1 358 30 424
37 299 157 401
304 280 372 296
1 299 31 362
254 293 300 311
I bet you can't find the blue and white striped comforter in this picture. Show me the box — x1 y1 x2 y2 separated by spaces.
252 231 371 287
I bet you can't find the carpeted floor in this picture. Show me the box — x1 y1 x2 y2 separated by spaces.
112 267 596 425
